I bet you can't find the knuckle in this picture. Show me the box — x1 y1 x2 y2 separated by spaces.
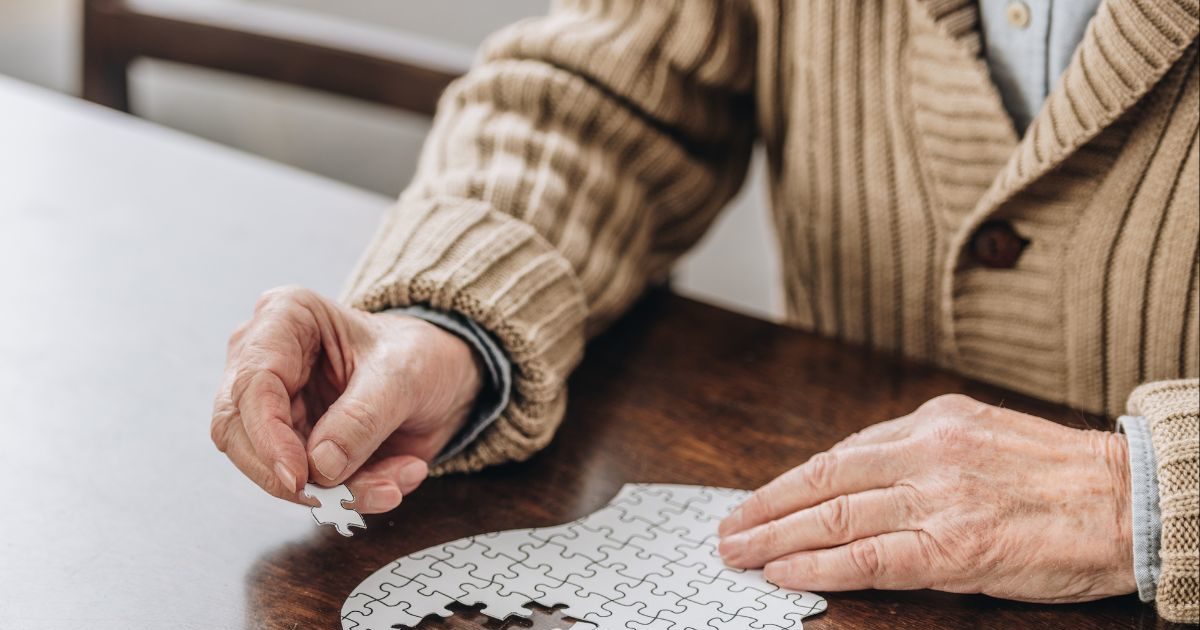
963 517 995 552
229 366 258 404
335 397 384 441
914 529 941 561
801 451 838 491
210 414 230 451
831 430 864 450
745 489 776 524
911 531 948 586
849 538 884 579
217 416 240 455
893 482 929 523
254 288 283 312
255 285 311 312
760 519 785 552
817 495 852 539
210 394 237 452
935 513 991 565
927 418 975 450
261 384 292 419
227 320 252 352
920 393 972 416
245 412 275 446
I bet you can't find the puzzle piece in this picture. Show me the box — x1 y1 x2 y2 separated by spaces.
342 484 826 629
302 483 366 537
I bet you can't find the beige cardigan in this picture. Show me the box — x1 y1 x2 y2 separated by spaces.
345 0 1199 620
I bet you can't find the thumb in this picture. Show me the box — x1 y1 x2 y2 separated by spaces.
305 370 411 486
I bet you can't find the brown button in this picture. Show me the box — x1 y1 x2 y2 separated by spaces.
970 220 1028 268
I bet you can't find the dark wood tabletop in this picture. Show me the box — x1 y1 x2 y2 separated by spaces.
246 290 1161 630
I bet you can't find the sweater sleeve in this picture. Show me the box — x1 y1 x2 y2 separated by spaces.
1127 379 1200 624
342 0 758 474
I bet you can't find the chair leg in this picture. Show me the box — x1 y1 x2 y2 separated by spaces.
81 0 131 112
81 54 130 112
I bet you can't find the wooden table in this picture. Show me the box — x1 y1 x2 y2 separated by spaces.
0 76 1160 629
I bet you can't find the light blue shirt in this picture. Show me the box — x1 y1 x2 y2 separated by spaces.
399 0 1162 605
1119 416 1162 602
980 0 1105 131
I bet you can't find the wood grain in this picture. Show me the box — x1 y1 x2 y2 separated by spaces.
246 289 1168 629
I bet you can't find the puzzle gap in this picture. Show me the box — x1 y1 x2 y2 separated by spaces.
411 602 591 629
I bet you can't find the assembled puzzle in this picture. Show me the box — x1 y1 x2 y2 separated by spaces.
342 484 827 629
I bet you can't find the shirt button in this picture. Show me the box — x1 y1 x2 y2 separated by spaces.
1006 1 1031 28
970 220 1028 269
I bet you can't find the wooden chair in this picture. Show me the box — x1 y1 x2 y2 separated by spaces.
81 0 471 117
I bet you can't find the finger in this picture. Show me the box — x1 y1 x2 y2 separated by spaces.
234 368 308 494
306 373 412 486
829 413 916 451
720 442 913 537
220 410 312 506
344 455 429 514
720 487 917 569
764 530 936 591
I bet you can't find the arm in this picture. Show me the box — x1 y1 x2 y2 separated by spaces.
343 0 758 473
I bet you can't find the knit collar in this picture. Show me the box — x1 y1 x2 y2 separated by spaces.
914 0 1199 365
914 0 1199 205
987 0 1198 207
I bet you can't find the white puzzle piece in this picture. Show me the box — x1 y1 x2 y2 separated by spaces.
341 483 827 629
303 483 366 537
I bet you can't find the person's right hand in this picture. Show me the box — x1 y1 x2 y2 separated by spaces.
210 286 483 514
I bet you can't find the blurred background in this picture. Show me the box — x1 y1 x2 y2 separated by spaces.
0 0 782 319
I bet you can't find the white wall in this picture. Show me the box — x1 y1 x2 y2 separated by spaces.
0 0 79 93
0 0 782 319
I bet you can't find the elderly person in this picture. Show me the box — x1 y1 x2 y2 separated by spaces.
210 0 1199 622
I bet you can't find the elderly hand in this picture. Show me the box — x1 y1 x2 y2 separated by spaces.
718 394 1135 603
210 287 482 514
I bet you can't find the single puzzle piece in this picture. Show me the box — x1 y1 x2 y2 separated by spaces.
342 484 827 630
302 483 366 537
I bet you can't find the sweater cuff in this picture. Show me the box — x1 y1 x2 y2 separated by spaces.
1118 415 1162 602
344 198 588 474
1127 379 1200 624
387 305 514 465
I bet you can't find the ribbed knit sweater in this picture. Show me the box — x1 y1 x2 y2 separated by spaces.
344 0 1200 619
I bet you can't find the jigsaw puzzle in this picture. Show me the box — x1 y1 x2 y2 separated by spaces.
342 484 827 629
303 483 366 537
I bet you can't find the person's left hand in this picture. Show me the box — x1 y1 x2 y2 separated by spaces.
718 394 1136 603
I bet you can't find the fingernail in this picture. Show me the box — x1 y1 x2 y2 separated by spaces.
719 507 743 536
364 485 402 512
719 532 748 562
397 460 427 488
274 462 298 493
312 440 348 481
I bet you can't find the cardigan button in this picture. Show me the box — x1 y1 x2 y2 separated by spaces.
970 220 1028 269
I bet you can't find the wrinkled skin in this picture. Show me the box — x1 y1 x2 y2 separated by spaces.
719 394 1135 603
210 286 481 514
212 290 1137 603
